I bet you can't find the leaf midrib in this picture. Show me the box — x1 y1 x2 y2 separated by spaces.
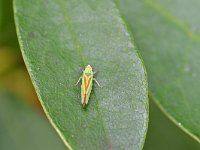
57 0 85 66
57 0 110 147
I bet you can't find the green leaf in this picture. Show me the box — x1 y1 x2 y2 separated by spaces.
0 1 2 25
144 99 200 150
0 88 66 150
0 0 19 48
14 0 148 149
117 0 200 142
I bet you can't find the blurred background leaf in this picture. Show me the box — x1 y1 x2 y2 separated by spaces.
117 0 200 143
143 99 200 150
0 49 39 106
14 0 148 149
0 88 66 150
0 0 19 48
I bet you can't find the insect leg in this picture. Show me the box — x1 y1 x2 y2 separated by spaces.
93 78 102 88
79 68 84 73
75 76 82 85
93 71 98 75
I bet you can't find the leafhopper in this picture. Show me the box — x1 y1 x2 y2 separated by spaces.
75 65 101 107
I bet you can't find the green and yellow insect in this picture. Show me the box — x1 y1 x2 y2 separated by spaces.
76 65 101 107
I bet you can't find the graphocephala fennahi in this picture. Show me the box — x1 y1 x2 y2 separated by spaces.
75 65 101 107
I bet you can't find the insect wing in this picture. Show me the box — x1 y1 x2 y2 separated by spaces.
81 74 93 105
